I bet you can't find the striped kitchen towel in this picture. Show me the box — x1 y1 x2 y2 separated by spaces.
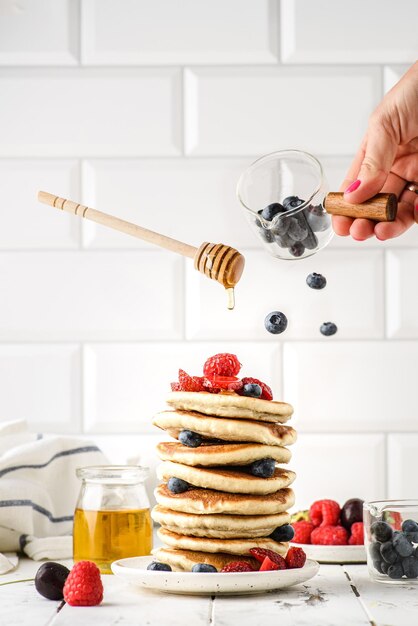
0 420 108 573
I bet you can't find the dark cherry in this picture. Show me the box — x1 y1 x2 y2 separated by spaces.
35 561 70 601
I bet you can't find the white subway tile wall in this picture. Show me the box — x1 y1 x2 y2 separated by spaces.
0 1 417 504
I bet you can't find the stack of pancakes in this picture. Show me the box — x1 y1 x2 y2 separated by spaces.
151 390 296 572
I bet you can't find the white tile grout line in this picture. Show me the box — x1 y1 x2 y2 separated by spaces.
78 342 84 433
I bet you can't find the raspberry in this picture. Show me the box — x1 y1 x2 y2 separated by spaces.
239 377 273 401
221 561 254 573
177 369 205 392
292 520 314 544
309 499 341 527
203 353 241 378
249 548 286 569
170 382 181 391
285 547 306 569
385 511 402 530
203 375 243 392
311 525 348 546
259 556 284 571
63 561 103 607
349 522 364 545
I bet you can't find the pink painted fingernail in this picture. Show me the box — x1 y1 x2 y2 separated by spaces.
345 179 361 193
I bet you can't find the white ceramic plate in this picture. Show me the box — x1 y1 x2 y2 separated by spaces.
111 556 320 596
292 543 366 564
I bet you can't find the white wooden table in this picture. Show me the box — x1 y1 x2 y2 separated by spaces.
1 558 417 626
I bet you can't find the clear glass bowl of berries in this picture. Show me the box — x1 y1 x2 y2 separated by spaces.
364 500 418 584
237 150 333 260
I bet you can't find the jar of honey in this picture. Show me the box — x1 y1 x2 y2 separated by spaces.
73 465 152 574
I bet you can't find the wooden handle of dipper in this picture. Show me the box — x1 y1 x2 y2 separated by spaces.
325 192 397 222
37 191 245 304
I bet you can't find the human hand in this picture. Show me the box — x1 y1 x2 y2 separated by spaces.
332 61 418 241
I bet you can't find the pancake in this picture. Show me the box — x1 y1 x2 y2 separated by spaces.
152 547 259 572
155 484 295 515
157 461 296 495
153 410 297 447
166 391 293 423
156 441 291 466
158 528 288 555
151 505 290 538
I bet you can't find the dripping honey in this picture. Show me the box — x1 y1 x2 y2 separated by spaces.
73 507 152 574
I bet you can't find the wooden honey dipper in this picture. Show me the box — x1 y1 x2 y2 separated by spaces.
37 191 245 310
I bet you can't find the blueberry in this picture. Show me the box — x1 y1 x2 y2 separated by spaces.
380 541 398 564
270 524 295 542
283 196 304 211
249 458 276 478
179 430 202 448
381 561 389 575
387 563 404 579
371 521 393 543
289 241 305 257
256 211 274 243
288 217 308 242
402 519 418 533
402 556 418 578
393 532 414 557
306 272 327 290
191 563 217 573
405 531 418 543
302 230 319 250
147 561 172 571
261 203 285 221
167 477 190 494
369 541 383 562
242 383 262 398
320 322 337 336
306 204 330 233
264 311 288 335
35 562 70 601
274 232 293 248
372 559 384 574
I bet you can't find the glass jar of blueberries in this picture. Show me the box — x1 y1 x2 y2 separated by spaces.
364 500 418 584
237 150 333 260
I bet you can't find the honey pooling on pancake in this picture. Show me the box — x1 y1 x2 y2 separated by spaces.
151 353 297 572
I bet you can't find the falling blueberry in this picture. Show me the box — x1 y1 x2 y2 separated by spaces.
261 203 285 221
306 273 327 290
265 311 288 335
320 322 337 336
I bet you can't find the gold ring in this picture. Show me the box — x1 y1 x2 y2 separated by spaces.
405 182 418 194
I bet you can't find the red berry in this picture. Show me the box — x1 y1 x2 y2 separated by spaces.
249 548 286 569
285 547 306 569
221 561 254 573
203 375 243 392
177 369 205 392
311 525 348 546
259 556 283 571
348 522 364 545
239 377 273 401
309 499 341 527
292 520 315 544
63 561 103 607
285 546 306 569
170 382 181 391
203 353 241 378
